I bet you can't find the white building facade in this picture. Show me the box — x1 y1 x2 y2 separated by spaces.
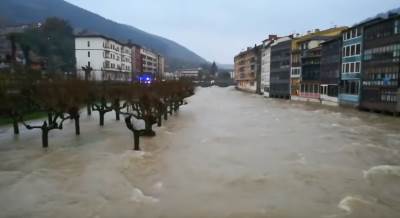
177 68 201 78
261 38 276 97
140 48 158 75
75 35 132 81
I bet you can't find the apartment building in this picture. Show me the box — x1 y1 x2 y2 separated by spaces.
177 68 201 78
361 14 400 114
234 45 262 93
320 37 342 105
141 48 158 75
158 55 165 78
270 36 293 99
75 35 131 81
291 27 346 101
261 35 278 97
127 42 142 78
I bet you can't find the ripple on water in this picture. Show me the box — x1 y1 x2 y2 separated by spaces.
337 195 397 218
363 165 400 210
130 188 159 203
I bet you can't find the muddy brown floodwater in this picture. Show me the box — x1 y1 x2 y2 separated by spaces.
0 86 400 218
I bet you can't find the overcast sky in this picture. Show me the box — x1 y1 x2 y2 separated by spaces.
65 0 399 64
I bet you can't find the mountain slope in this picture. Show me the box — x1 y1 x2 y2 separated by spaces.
0 0 208 70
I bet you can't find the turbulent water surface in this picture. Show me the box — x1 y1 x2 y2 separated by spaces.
0 87 400 218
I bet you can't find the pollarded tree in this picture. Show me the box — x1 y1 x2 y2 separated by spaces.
59 79 89 135
0 72 36 135
21 79 72 149
107 83 129 121
91 81 114 126
82 65 93 116
123 83 163 137
124 114 142 151
121 84 144 150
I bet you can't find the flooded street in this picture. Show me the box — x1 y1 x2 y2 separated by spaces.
0 86 400 218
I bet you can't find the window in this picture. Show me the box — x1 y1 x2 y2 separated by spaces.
346 46 350 57
351 29 357 38
355 62 360 73
314 84 319 93
357 27 362 37
351 45 355 56
345 63 350 73
356 44 361 55
87 41 90 47
88 51 90 57
395 20 400 34
88 61 91 67
350 82 355 94
350 63 355 72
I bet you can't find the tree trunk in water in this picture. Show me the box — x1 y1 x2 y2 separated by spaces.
164 109 168 121
87 104 92 116
42 129 49 149
99 112 105 126
143 119 155 136
48 113 53 125
74 115 80 135
133 131 140 151
115 110 120 121
12 119 19 135
157 114 162 127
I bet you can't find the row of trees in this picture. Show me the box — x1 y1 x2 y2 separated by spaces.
0 74 194 150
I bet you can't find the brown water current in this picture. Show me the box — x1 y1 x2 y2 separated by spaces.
0 86 399 218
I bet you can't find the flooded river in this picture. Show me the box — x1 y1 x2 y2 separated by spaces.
0 87 399 218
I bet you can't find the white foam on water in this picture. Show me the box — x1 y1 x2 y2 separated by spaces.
165 131 175 135
363 165 400 208
130 188 159 203
338 196 374 214
331 123 340 127
363 165 400 181
153 181 163 190
119 150 149 170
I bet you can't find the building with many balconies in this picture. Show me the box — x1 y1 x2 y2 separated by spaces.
320 37 342 105
75 35 131 81
270 36 293 99
261 35 278 97
234 45 262 93
361 14 400 114
291 27 346 101
140 47 158 75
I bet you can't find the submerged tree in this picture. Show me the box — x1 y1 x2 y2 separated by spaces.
82 65 93 116
124 114 142 151
108 83 129 121
61 79 89 135
91 82 114 126
21 79 71 149
0 73 36 135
